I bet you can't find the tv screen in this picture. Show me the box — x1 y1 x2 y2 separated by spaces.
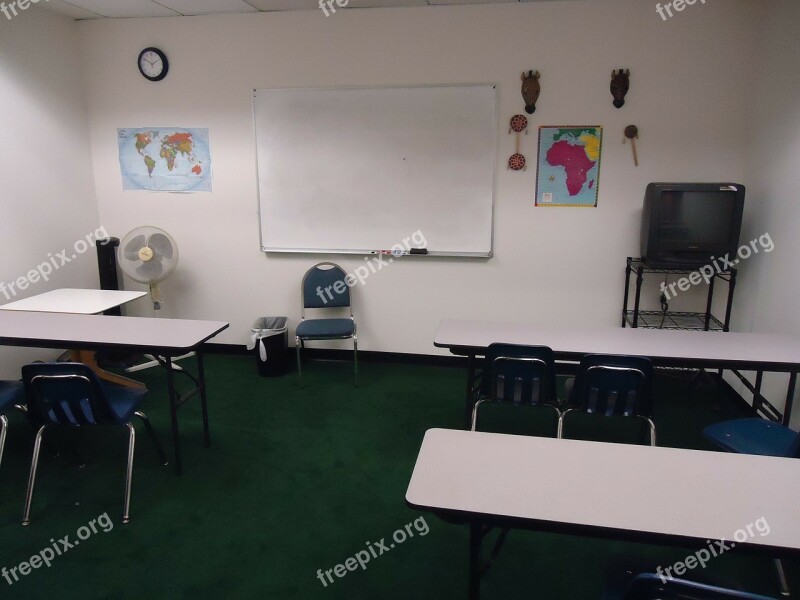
641 183 745 268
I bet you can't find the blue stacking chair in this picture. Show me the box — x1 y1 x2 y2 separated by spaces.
559 354 656 446
623 573 778 600
704 417 799 596
0 380 25 473
21 362 167 525
470 343 560 576
471 343 560 433
295 263 357 386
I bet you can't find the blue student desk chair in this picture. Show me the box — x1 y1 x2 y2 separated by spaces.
0 380 25 473
559 354 656 446
295 262 357 386
471 343 560 433
704 417 799 596
21 362 168 525
623 573 778 600
470 343 560 577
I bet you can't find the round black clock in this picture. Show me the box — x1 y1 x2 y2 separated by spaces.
137 47 169 82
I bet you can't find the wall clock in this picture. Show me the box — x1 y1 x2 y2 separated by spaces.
137 47 169 82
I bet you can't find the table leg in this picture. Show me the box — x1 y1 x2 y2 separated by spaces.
72 349 145 389
197 351 211 448
783 372 796 426
165 355 182 475
465 354 476 429
469 521 482 600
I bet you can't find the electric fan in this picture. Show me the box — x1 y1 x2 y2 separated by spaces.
118 226 179 310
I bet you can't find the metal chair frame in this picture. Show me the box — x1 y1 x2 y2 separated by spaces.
559 362 657 446
296 262 357 386
0 383 25 474
21 371 167 526
471 355 560 431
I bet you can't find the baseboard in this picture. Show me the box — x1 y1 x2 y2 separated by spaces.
204 343 468 368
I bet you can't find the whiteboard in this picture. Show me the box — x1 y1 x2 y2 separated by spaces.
254 85 496 256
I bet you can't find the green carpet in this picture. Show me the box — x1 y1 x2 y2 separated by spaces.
0 355 796 599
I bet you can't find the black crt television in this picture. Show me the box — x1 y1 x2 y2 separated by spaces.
640 183 745 268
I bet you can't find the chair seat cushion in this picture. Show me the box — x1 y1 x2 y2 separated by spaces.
0 380 24 413
704 417 798 457
98 382 149 424
296 318 355 339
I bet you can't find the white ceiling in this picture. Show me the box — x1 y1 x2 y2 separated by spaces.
44 0 558 20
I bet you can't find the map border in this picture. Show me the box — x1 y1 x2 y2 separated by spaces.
535 125 602 207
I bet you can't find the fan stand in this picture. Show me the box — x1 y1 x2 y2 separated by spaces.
123 282 194 374
126 352 194 374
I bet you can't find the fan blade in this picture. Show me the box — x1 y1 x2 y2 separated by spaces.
136 260 163 281
147 233 174 259
123 235 146 261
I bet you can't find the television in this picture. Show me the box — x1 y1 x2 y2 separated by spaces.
640 183 745 268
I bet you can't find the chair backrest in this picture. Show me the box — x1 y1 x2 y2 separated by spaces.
789 430 800 459
301 262 352 314
480 343 557 406
569 354 653 418
624 573 778 600
22 362 112 426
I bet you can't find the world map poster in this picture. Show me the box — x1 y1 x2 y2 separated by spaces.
535 126 602 207
117 128 212 192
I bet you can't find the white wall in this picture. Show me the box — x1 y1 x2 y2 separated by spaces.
731 0 800 428
78 0 758 354
0 8 101 377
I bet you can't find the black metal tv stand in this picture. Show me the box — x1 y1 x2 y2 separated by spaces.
622 257 736 331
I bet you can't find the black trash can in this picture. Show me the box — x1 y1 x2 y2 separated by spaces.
249 317 288 377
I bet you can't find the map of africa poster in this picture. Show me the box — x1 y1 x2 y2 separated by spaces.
117 128 212 192
535 126 602 207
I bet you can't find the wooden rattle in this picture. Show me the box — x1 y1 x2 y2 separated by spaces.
508 114 528 171
623 124 639 167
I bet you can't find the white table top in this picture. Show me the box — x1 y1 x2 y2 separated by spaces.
435 319 800 369
406 429 800 552
0 289 146 314
0 310 228 352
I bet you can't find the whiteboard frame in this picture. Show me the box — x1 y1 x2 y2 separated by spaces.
253 83 498 258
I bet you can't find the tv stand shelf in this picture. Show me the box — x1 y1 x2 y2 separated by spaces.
622 257 736 331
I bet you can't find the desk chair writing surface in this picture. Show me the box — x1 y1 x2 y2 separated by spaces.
20 362 167 525
560 354 656 446
295 263 357 385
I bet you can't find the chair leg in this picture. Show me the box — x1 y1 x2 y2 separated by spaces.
353 334 358 387
295 336 303 387
22 425 48 526
646 418 657 447
0 415 7 472
557 409 574 439
775 558 790 597
134 411 168 466
123 423 136 524
471 399 488 432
